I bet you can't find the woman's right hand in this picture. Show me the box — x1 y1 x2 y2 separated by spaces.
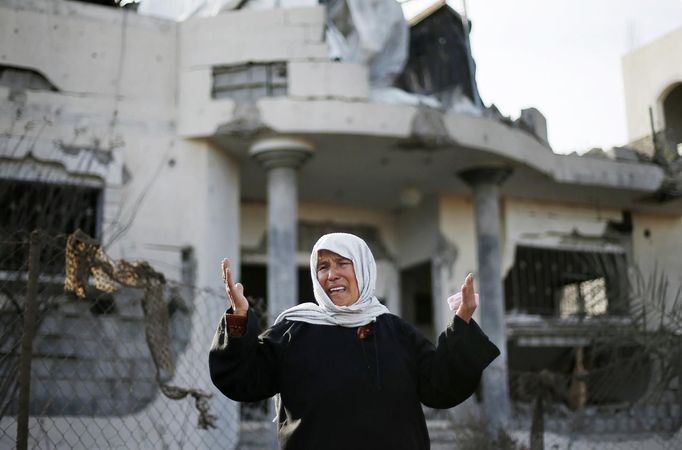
455 273 477 323
221 258 249 317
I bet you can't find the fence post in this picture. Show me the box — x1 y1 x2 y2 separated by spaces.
16 230 41 450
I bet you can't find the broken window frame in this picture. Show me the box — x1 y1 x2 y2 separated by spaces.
504 243 629 319
212 62 288 101
0 177 103 277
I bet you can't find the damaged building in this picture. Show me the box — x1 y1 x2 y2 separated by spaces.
1 0 681 448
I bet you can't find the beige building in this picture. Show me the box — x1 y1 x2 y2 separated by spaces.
1 0 680 448
623 25 682 159
622 26 682 329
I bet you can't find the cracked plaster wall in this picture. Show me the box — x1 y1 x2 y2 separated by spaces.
0 0 176 100
436 194 477 333
177 5 335 137
500 198 682 320
501 198 623 277
0 0 179 272
0 2 241 447
632 212 682 311
435 192 682 425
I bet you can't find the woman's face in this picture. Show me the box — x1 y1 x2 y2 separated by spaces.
316 249 360 306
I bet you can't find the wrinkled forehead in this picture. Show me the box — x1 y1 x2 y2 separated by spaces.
310 233 372 269
312 247 355 271
316 249 351 265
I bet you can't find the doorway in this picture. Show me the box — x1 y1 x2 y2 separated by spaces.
400 261 435 340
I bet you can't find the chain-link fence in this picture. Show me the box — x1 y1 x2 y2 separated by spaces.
476 248 682 450
2 228 681 449
429 329 681 449
0 230 245 449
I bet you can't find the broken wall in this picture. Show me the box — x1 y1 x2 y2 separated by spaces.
498 193 682 321
177 4 337 136
502 198 628 317
0 0 180 274
502 198 624 275
0 1 241 447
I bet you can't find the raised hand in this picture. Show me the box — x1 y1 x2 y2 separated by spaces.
221 258 249 317
455 273 477 323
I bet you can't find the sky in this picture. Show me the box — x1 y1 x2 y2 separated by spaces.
402 0 682 154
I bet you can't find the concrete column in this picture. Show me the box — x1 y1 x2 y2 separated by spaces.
459 166 512 430
250 137 313 323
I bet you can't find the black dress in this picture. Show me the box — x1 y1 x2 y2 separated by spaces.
209 310 500 450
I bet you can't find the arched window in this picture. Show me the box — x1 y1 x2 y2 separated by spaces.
662 82 682 157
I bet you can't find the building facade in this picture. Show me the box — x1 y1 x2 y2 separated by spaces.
1 0 681 447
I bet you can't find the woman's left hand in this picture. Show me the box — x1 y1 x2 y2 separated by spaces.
455 273 477 323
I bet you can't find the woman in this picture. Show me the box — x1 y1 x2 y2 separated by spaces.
209 233 499 449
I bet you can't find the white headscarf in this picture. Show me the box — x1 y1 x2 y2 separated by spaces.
273 232 390 327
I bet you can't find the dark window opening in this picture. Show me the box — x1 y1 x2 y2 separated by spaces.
505 246 628 317
0 179 101 274
0 65 59 92
396 5 478 106
297 267 314 303
400 262 434 339
414 292 433 325
663 83 682 157
239 264 267 306
239 264 314 317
